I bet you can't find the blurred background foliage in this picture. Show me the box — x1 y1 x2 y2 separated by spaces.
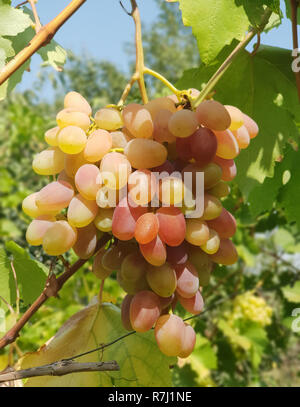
1 0 300 387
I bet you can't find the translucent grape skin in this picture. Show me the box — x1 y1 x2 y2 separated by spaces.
43 220 77 256
92 248 113 280
166 242 188 267
203 194 223 220
58 170 76 189
124 139 168 169
145 97 176 119
139 235 167 266
155 314 185 356
188 245 213 287
112 196 147 241
232 125 250 149
75 164 101 200
130 290 161 332
185 219 209 246
56 108 90 131
200 228 220 255
45 126 60 146
153 109 176 143
214 129 240 160
64 151 88 178
32 147 65 176
73 223 98 259
242 113 259 139
120 251 148 282
83 129 112 162
158 176 185 206
94 207 114 232
209 238 238 265
175 262 199 298
36 181 74 213
102 244 127 272
177 290 204 315
128 169 157 206
64 91 92 116
156 206 186 247
58 125 87 154
146 263 177 298
117 268 149 295
224 105 244 131
207 207 236 239
121 294 134 331
22 192 59 218
26 215 56 246
213 156 237 182
196 100 231 131
100 152 132 190
123 103 154 139
95 107 123 131
168 109 198 138
208 181 231 199
178 324 196 358
134 212 159 244
67 194 98 228
111 130 131 149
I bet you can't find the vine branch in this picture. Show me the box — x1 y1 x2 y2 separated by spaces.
0 360 119 383
0 0 87 86
290 0 300 101
0 234 111 350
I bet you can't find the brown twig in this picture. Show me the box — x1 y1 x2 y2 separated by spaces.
251 32 261 56
28 0 42 33
0 234 111 350
290 0 300 101
0 0 87 86
0 360 119 383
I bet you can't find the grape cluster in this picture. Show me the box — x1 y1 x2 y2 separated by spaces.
22 90 258 358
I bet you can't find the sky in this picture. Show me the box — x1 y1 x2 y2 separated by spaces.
14 0 294 93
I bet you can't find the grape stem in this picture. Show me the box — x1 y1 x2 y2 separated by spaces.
143 67 181 96
28 0 42 33
192 8 273 108
0 0 87 86
0 234 111 350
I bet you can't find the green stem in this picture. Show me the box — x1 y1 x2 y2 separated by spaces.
143 67 181 96
192 8 273 108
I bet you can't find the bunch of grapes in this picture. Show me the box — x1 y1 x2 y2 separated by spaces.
22 89 258 358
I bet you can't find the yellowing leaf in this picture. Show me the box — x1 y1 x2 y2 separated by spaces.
19 301 174 387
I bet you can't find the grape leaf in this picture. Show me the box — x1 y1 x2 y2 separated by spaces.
5 241 48 307
0 248 16 311
282 281 300 303
177 46 300 198
19 301 175 387
0 4 31 36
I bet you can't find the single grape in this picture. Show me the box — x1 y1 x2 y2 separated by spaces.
175 262 199 298
214 129 240 160
146 263 177 297
117 269 149 295
56 108 90 131
209 238 238 265
166 242 188 267
67 194 98 228
213 156 237 182
242 113 259 139
58 125 87 154
121 251 148 282
95 107 123 131
92 248 113 280
32 147 65 176
196 100 231 131
94 207 114 232
128 169 157 206
83 129 112 162
188 245 213 286
73 223 98 259
232 125 250 149
139 234 167 266
75 164 101 200
134 212 159 244
102 244 126 271
36 181 74 213
64 91 92 116
200 228 220 254
22 192 59 218
176 136 193 161
45 126 60 146
207 207 236 238
155 314 185 356
202 162 222 189
153 109 176 143
177 290 204 315
130 290 161 333
145 97 176 119
100 152 132 190
185 218 209 246
203 194 223 220
168 109 198 138
111 130 131 149
156 206 186 247
123 103 153 139
190 127 218 166
121 295 134 331
112 196 147 240
224 105 244 130
207 181 230 198
26 215 56 246
124 138 168 169
43 220 77 256
178 324 196 358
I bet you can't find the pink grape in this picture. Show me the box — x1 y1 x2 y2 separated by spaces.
26 215 56 246
178 324 196 358
214 129 240 159
196 100 231 131
64 91 92 116
36 181 74 213
242 113 259 139
168 109 198 138
207 208 236 239
130 290 161 332
175 262 199 298
155 314 185 356
177 290 204 314
123 103 154 139
100 152 132 190
43 220 77 256
210 238 238 265
213 156 237 181
156 206 186 247
75 164 101 200
73 223 98 259
166 242 188 267
67 194 98 228
134 213 159 244
139 235 167 266
83 129 112 162
121 295 134 331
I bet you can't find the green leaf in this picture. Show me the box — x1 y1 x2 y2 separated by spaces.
0 4 31 36
38 42 67 71
177 46 300 198
178 0 250 64
218 319 252 350
0 248 16 311
20 301 175 387
5 241 48 307
192 335 217 370
0 308 6 333
282 281 300 303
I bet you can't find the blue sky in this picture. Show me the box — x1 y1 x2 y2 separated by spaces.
15 0 293 93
